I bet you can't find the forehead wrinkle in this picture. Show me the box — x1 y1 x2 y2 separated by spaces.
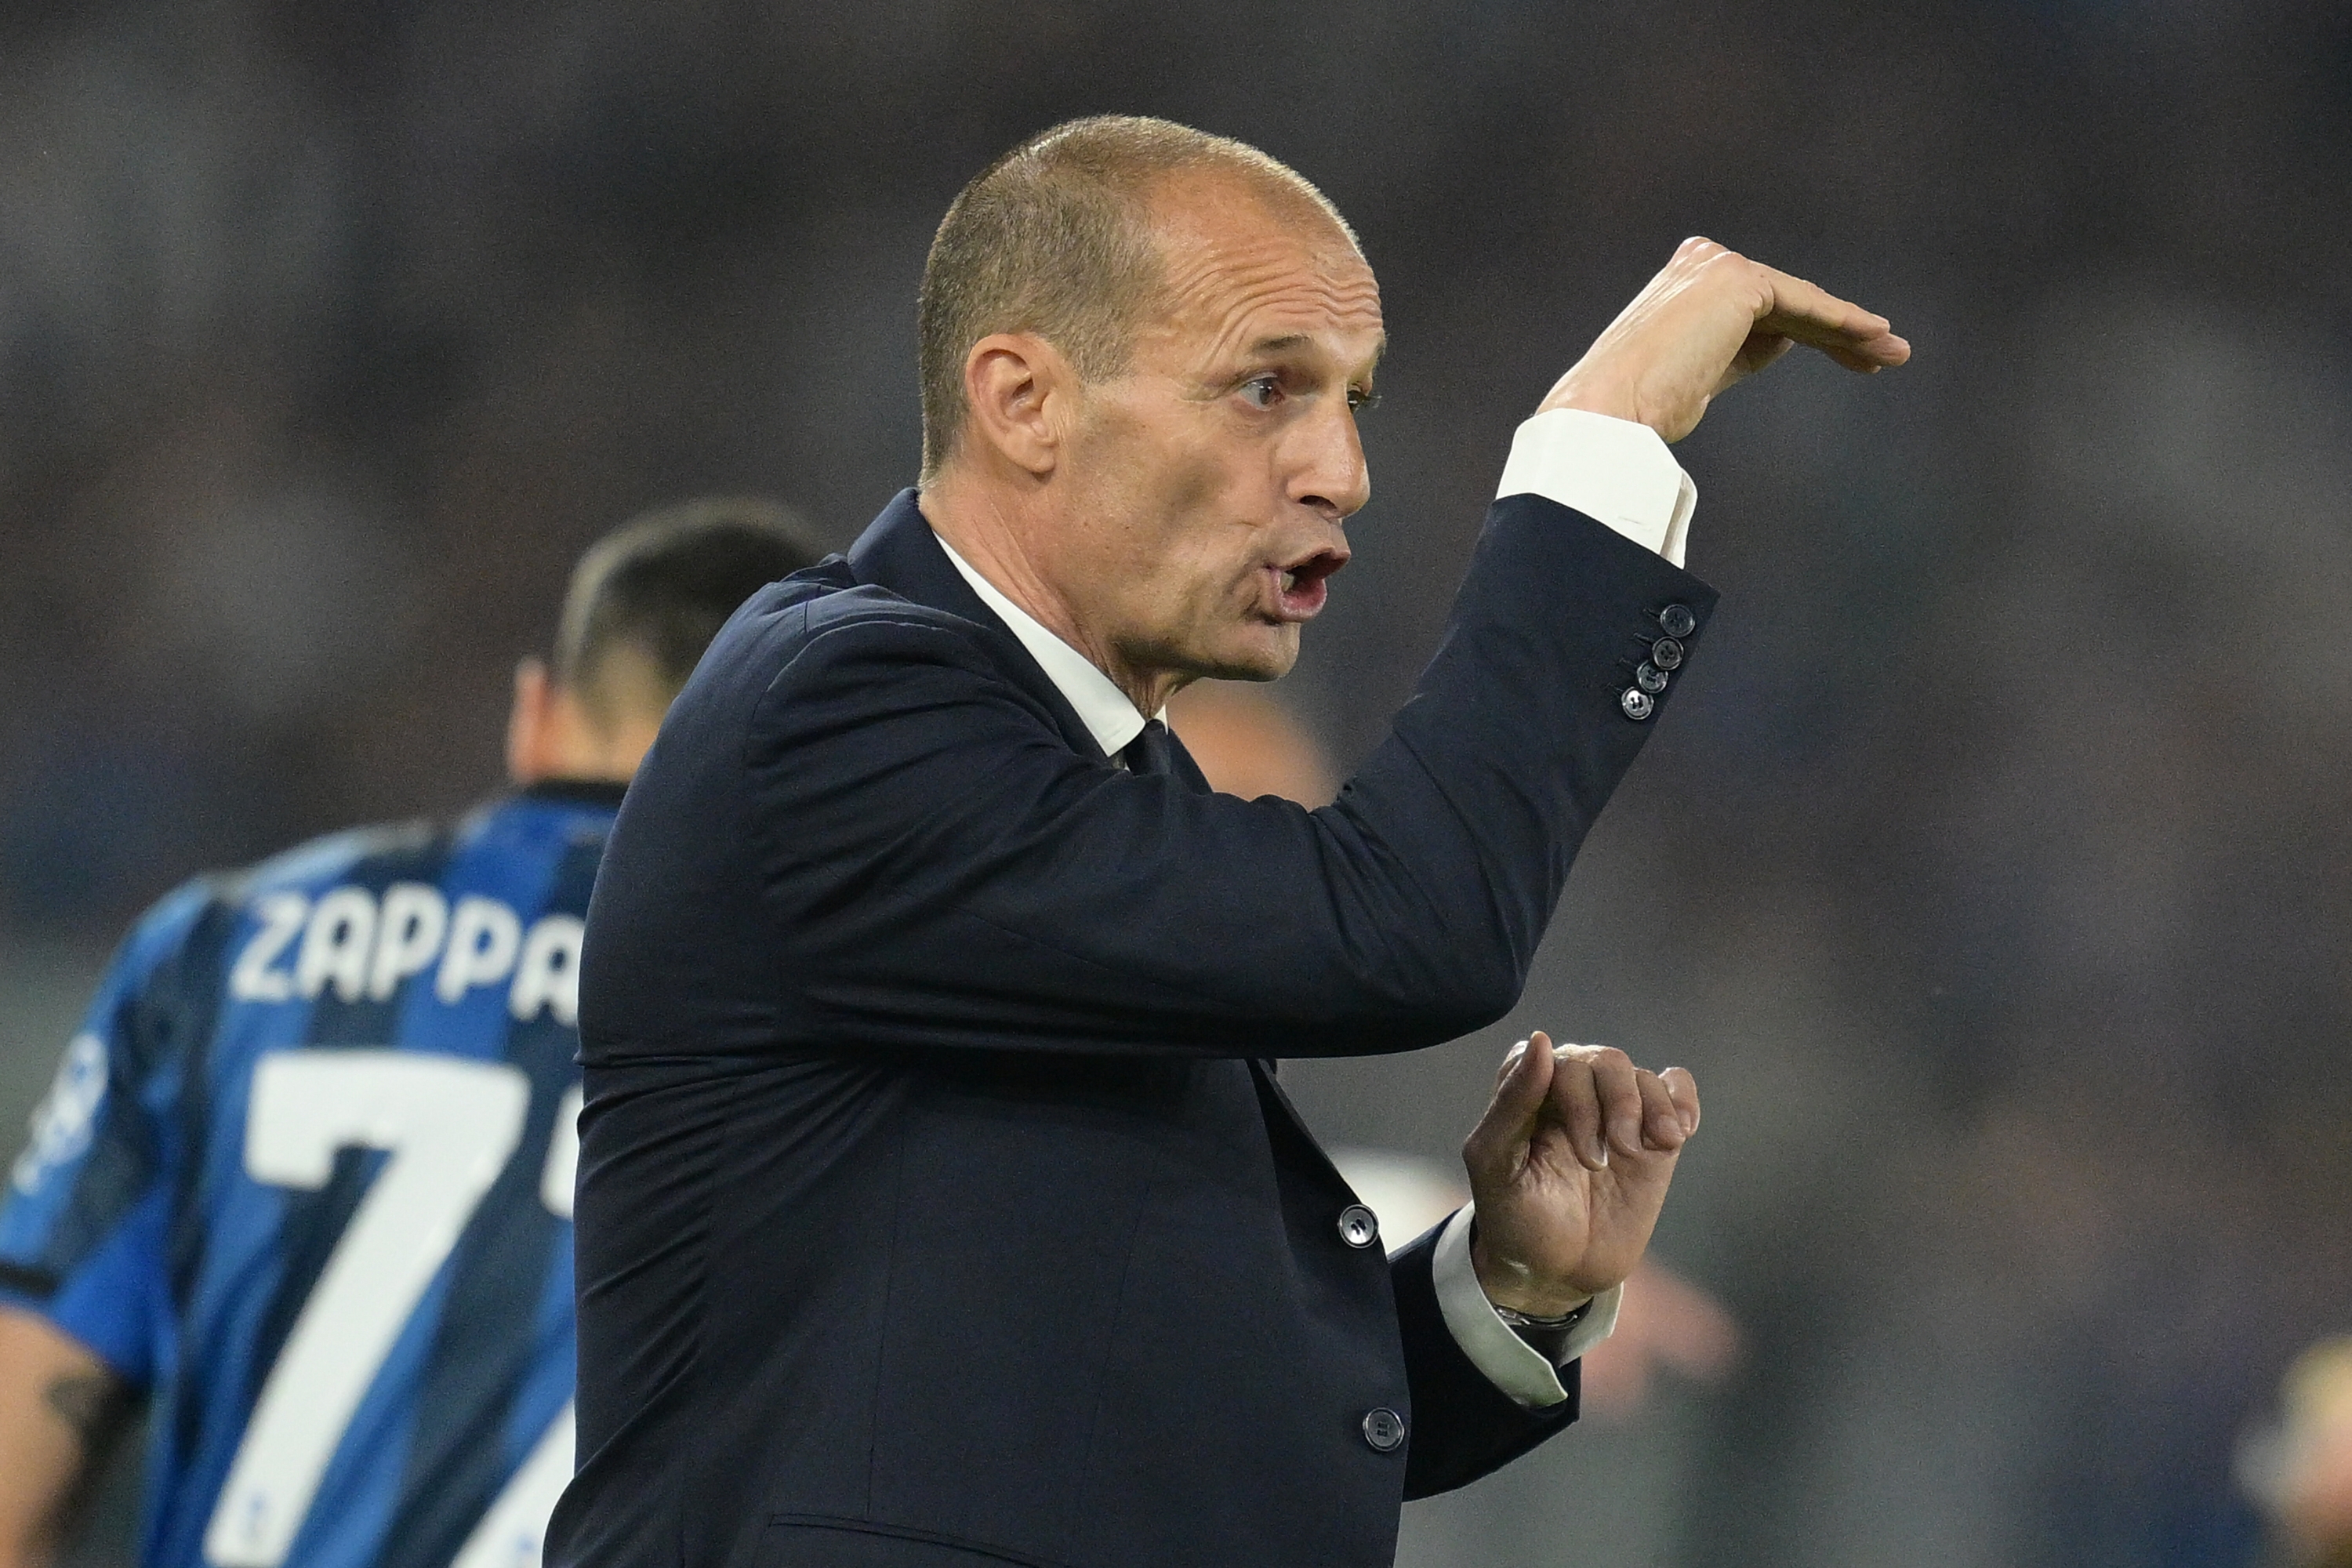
1145 191 1378 334
1152 249 1381 369
1159 230 1370 297
1200 277 1381 362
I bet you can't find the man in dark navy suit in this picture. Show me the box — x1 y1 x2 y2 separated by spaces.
550 117 1907 1568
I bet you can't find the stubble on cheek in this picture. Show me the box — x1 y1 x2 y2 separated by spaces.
1121 441 1225 608
1083 380 1282 677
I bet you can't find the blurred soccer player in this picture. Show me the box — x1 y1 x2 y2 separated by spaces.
0 499 817 1568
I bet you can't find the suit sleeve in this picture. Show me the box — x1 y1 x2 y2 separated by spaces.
740 495 1716 1059
1388 1224 1580 1497
0 882 215 1386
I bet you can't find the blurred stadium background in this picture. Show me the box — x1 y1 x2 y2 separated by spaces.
3 2 2349 1563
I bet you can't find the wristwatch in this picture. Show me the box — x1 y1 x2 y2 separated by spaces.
1495 1298 1594 1365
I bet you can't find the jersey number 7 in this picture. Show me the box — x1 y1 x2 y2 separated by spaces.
203 1051 582 1568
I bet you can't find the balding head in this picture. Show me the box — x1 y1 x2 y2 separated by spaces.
917 115 1359 479
915 118 1381 721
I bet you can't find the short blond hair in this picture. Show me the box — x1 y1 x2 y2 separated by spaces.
916 115 1356 479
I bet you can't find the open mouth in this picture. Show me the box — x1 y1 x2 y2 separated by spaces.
1271 550 1347 622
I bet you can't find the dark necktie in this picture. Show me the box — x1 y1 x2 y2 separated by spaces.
1121 718 1174 776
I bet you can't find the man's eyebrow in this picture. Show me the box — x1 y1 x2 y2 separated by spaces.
1243 332 1387 377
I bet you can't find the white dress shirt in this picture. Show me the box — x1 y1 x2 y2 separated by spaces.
933 406 1697 1408
935 536 1159 757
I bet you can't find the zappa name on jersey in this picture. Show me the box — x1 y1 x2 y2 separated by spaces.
226 886 583 1025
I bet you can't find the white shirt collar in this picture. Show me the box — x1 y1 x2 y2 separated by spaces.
932 531 1154 757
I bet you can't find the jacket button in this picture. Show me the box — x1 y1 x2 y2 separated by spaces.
1620 688 1654 721
1634 661 1667 695
1362 1407 1406 1452
1659 603 1697 638
1650 636 1685 671
1338 1205 1380 1249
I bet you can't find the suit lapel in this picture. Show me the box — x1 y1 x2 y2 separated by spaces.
850 497 1320 1150
846 489 1109 763
1152 728 1299 1099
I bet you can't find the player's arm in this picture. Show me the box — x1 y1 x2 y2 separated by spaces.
0 1308 129 1568
0 884 217 1567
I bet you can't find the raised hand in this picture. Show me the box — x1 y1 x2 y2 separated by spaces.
1461 1032 1700 1316
1540 238 1910 443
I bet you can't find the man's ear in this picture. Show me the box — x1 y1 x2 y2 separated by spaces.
961 332 1074 477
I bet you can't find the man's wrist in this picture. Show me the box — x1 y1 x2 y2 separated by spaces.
1437 1209 1626 1399
1470 1229 1600 1319
1432 1207 1574 1406
1535 378 1642 429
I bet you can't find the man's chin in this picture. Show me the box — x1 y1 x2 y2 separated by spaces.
1189 629 1301 684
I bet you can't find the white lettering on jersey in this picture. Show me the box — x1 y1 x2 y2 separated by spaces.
203 1052 583 1568
296 889 377 1004
448 1403 573 1568
368 884 450 1002
228 894 310 1004
227 887 579 1014
437 898 522 1005
10 1033 109 1196
509 917 584 1025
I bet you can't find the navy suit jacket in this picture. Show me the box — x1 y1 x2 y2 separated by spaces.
549 488 1716 1568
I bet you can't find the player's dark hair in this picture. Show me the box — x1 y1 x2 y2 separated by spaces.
552 496 820 720
916 115 1357 480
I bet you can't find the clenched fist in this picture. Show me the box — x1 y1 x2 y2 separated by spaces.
1464 1032 1701 1317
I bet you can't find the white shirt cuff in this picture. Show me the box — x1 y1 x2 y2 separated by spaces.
1432 1202 1623 1410
1495 408 1697 569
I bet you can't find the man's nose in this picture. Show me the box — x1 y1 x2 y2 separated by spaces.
1288 398 1371 521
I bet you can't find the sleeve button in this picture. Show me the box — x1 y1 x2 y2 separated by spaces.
1620 688 1655 721
1635 662 1668 695
1650 636 1684 671
1658 603 1697 638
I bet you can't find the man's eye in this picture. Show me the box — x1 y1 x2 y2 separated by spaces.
1348 388 1381 413
1240 376 1282 408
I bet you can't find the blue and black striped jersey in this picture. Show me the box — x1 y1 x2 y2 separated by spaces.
0 781 622 1568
